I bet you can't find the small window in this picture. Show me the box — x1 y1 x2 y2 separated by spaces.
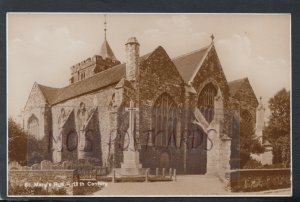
80 72 85 80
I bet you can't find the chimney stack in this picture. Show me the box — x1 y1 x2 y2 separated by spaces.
125 37 140 81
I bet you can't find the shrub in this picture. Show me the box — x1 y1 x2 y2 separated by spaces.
9 184 67 195
242 158 263 169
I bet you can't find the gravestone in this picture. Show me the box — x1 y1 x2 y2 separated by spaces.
41 160 53 170
62 161 72 169
52 163 63 170
31 163 41 170
9 161 22 170
22 166 32 170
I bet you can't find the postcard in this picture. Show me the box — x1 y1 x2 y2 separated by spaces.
7 13 291 196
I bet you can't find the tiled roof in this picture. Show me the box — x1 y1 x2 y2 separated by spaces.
228 78 248 97
100 40 117 60
37 84 59 105
36 50 156 105
36 64 125 105
172 45 211 83
57 63 126 104
36 44 215 105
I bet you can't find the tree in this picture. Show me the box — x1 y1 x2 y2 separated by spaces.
8 117 51 166
26 134 51 165
264 88 290 167
8 118 27 165
239 119 264 168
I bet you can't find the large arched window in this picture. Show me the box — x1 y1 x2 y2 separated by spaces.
152 93 177 146
198 83 217 123
28 114 39 138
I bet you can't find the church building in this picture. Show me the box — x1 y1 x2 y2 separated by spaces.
22 22 263 175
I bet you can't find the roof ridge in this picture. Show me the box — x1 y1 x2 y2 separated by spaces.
188 44 213 83
228 77 248 84
139 46 161 61
37 83 60 90
36 83 60 105
172 44 211 61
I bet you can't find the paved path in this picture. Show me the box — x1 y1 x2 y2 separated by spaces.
93 175 292 196
93 175 227 196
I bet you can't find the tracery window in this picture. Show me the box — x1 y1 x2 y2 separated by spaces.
28 114 39 138
198 83 217 123
152 93 177 146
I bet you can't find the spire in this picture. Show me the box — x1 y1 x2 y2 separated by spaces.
104 14 107 41
210 34 215 44
257 96 265 111
100 14 117 60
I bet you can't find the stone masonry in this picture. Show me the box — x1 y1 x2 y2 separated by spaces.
23 34 259 176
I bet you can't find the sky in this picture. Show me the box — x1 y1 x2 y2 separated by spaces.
7 13 291 123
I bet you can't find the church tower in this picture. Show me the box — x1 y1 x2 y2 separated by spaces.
69 15 120 84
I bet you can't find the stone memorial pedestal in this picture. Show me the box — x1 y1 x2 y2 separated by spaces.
115 100 146 176
119 150 146 176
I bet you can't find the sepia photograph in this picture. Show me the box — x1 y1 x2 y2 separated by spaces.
7 13 291 196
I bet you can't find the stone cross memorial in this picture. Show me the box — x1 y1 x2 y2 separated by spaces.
125 100 138 151
119 100 146 176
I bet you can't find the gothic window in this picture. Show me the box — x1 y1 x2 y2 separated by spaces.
28 114 39 138
152 93 177 146
198 83 217 123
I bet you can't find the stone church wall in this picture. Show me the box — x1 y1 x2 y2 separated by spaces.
233 82 258 124
51 85 116 166
137 47 188 173
192 47 230 109
23 83 51 141
138 47 185 140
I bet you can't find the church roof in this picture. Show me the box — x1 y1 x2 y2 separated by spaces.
35 64 124 105
115 78 133 89
35 44 229 105
100 40 117 60
172 44 211 83
37 50 156 105
57 63 125 104
228 77 248 97
37 84 60 105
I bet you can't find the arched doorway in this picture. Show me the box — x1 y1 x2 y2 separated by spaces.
198 83 218 123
